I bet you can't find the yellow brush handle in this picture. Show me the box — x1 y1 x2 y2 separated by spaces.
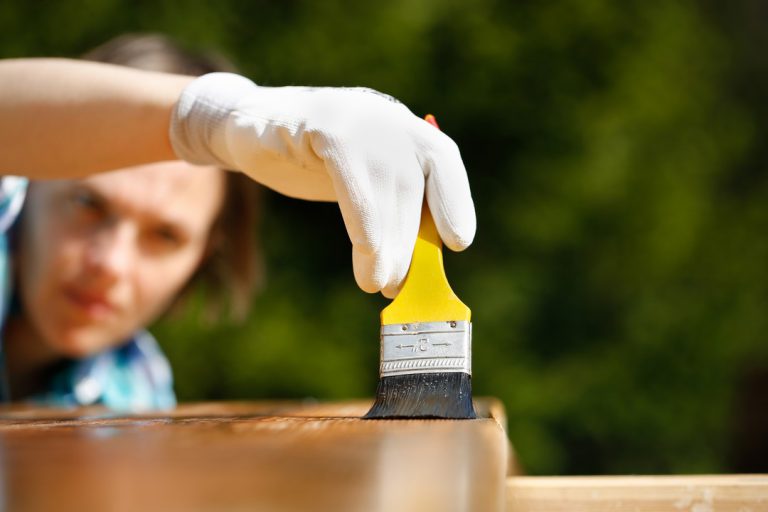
381 117 471 325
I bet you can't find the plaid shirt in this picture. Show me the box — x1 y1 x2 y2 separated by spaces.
0 177 176 411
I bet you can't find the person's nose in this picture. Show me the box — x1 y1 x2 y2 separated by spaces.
83 222 137 286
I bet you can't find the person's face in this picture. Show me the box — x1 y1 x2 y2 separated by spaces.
17 161 225 358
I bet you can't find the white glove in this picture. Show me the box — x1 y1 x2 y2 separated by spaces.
170 72 475 297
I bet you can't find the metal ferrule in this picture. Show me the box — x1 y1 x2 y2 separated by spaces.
379 321 472 377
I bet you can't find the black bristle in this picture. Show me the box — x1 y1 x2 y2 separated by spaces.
363 372 477 419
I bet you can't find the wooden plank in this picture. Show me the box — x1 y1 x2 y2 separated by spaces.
506 474 768 512
0 399 510 512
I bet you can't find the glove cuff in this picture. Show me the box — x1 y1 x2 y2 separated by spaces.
170 72 257 168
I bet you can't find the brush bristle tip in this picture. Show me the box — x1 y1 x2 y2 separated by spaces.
364 372 476 420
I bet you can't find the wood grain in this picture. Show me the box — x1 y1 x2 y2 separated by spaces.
506 474 768 512
0 399 510 512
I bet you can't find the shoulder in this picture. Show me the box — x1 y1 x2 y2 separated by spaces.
129 331 175 391
113 331 177 410
62 331 177 411
27 331 177 411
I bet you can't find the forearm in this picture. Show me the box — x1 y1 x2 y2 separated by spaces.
0 58 192 178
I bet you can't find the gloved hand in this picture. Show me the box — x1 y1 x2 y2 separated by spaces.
170 72 475 297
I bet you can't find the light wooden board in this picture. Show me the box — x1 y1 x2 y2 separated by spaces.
506 474 768 512
0 399 510 512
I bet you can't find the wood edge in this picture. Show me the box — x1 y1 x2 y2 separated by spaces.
475 397 522 477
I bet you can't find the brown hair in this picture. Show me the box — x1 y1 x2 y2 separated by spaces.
83 33 263 321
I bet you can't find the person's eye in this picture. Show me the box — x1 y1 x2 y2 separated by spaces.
69 190 106 219
156 227 180 244
147 225 186 251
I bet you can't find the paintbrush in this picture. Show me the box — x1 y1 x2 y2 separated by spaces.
364 115 476 419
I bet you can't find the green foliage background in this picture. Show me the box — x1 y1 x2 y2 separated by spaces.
2 0 767 475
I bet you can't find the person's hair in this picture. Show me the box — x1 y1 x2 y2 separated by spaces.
82 33 264 321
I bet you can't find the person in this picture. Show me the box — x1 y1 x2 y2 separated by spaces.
0 34 476 410
1 35 262 410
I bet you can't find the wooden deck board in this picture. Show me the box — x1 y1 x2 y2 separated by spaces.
506 474 768 512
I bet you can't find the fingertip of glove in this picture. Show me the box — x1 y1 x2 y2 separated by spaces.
381 285 399 299
382 267 407 299
352 249 388 295
357 280 383 295
353 267 385 294
432 210 476 252
443 227 475 252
